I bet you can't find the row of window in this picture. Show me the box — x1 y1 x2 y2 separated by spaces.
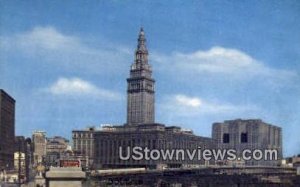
73 133 93 138
223 133 248 143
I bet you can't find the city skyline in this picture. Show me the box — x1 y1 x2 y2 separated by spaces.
0 1 300 157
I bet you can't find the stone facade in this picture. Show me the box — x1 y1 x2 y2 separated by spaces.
32 131 47 166
45 136 69 166
45 167 86 187
127 28 155 126
14 136 26 172
0 89 15 170
74 29 285 170
94 124 214 169
92 28 215 169
14 136 32 182
212 119 282 166
72 127 95 167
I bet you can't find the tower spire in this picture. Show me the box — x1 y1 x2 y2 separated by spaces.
135 27 148 65
137 27 147 51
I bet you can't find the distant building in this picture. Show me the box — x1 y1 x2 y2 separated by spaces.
14 136 26 153
14 136 32 182
14 152 25 171
72 127 95 168
46 136 69 154
32 131 47 165
284 155 300 168
45 136 69 166
0 89 15 170
212 119 282 166
14 136 27 172
292 156 300 168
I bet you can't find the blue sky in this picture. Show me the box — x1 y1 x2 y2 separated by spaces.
0 0 299 156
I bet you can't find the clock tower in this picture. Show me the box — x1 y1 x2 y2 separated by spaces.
126 28 155 125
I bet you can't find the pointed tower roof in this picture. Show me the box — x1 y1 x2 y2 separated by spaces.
131 27 151 70
137 27 147 52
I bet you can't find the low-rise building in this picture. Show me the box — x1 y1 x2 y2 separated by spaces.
93 123 214 169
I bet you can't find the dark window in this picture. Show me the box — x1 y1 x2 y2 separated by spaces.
223 133 230 143
241 133 248 143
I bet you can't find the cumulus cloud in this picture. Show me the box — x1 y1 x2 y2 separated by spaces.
153 46 296 81
161 94 257 117
46 77 121 100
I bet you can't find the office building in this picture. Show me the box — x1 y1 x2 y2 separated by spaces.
0 89 15 169
212 119 282 166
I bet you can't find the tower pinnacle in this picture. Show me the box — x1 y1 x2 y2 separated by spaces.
135 27 148 65
138 27 146 48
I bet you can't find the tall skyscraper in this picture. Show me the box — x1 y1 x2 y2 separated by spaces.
127 28 155 125
0 89 15 169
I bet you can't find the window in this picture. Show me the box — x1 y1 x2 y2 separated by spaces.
223 133 230 143
241 133 248 143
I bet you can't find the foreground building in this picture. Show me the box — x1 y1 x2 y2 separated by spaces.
92 28 215 169
0 89 15 170
212 119 282 166
94 124 213 169
73 28 283 169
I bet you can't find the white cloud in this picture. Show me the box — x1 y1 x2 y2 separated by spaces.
0 26 131 74
1 26 83 54
152 46 296 80
46 77 121 100
18 26 81 51
161 94 257 117
174 95 202 108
